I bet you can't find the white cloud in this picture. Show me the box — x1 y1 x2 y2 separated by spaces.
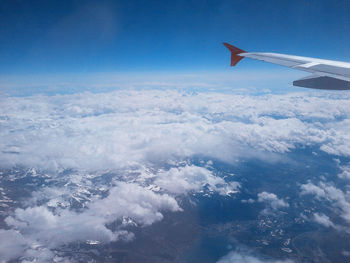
338 164 350 180
313 213 335 228
1 90 350 172
0 166 238 261
0 229 28 263
154 165 240 195
301 181 350 228
217 250 294 263
3 182 180 262
300 182 326 198
257 192 289 210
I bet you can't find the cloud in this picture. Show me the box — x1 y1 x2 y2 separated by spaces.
154 165 240 195
3 182 180 262
338 164 350 180
313 213 335 228
1 165 238 261
257 192 289 210
217 250 294 263
300 182 326 198
0 229 28 263
301 181 350 229
2 90 350 173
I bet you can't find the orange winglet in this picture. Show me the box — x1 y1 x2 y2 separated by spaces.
223 42 246 66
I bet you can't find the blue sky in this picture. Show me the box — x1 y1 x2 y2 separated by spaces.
1 0 350 75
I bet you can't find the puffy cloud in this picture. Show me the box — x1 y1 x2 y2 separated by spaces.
154 165 240 195
1 165 237 261
0 229 28 263
338 164 350 180
3 182 180 262
300 182 326 198
313 213 335 228
0 229 64 263
301 181 350 228
257 192 289 210
217 250 294 263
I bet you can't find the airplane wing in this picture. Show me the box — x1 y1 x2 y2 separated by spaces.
223 42 350 90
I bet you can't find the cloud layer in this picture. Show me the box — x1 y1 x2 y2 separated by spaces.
2 90 350 171
1 89 350 261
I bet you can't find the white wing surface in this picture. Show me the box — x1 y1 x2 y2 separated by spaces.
224 43 350 90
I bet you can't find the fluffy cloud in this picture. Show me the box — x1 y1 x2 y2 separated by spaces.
2 182 180 262
301 181 350 229
257 192 289 210
154 165 240 195
338 164 350 180
1 165 238 261
0 229 28 263
300 182 326 198
313 213 335 228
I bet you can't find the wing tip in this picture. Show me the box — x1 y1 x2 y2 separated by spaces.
223 42 246 66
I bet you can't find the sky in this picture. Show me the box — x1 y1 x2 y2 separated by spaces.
0 0 350 75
